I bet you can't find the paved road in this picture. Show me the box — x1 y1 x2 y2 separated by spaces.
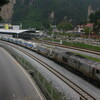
0 47 45 100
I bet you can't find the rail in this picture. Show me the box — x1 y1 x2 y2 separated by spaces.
34 40 100 55
1 40 96 100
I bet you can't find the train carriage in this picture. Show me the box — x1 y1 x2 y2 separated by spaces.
15 39 24 44
81 59 95 77
31 42 39 51
37 45 53 57
62 52 74 65
1 37 9 41
91 62 100 81
52 48 66 62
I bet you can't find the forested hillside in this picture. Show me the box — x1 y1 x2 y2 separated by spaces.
12 0 100 29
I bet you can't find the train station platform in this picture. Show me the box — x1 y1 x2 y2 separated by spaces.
0 29 36 39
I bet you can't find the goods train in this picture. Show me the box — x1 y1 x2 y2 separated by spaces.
0 36 100 84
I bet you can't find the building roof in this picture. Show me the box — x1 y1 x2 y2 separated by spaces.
77 25 84 28
76 23 93 28
0 29 33 34
85 23 93 27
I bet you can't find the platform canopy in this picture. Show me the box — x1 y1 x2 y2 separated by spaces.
0 29 30 34
0 29 37 39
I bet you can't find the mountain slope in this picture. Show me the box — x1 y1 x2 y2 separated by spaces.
12 0 100 29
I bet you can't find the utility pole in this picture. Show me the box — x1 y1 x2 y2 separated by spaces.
20 23 22 29
89 29 92 40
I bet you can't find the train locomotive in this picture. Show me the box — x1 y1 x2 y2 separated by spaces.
0 36 100 84
54 50 100 83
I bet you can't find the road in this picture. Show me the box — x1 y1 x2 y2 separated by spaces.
0 47 45 100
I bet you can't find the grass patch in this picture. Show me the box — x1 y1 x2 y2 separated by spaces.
63 41 100 52
42 38 100 51
71 52 100 62
44 38 60 42
80 54 100 62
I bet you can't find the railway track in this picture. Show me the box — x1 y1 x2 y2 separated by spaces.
33 40 100 55
1 41 96 100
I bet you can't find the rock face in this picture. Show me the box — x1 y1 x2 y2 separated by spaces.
20 0 34 5
87 5 94 22
0 0 16 23
0 0 34 23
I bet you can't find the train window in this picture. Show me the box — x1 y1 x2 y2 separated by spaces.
55 53 58 57
66 52 73 55
80 63 82 66
74 61 81 68
96 70 100 74
62 56 68 63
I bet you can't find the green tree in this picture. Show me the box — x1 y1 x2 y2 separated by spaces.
89 10 100 34
57 21 74 32
0 0 8 7
83 27 91 35
12 0 100 29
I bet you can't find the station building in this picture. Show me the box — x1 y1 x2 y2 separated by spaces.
0 29 37 39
